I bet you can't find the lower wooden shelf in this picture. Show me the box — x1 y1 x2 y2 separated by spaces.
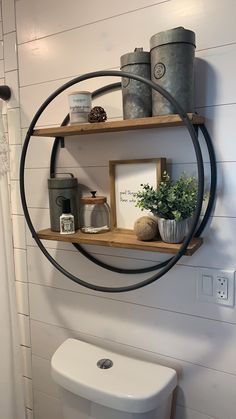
37 228 203 256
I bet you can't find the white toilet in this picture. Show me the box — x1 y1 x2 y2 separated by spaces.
51 339 177 419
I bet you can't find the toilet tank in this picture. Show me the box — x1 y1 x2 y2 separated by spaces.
51 339 177 418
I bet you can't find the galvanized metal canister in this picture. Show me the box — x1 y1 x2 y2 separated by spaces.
120 48 152 119
48 174 79 232
150 27 196 115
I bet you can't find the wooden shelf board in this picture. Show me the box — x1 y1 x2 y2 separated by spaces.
37 228 203 256
33 114 205 138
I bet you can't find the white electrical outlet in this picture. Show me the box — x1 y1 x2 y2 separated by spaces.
215 276 228 300
197 268 235 307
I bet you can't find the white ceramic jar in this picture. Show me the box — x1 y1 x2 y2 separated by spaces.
68 91 92 124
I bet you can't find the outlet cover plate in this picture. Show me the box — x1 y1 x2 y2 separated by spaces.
197 268 235 307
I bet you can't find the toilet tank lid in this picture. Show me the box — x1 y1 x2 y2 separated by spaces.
51 339 177 413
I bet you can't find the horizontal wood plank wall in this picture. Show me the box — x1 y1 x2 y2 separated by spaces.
5 0 235 418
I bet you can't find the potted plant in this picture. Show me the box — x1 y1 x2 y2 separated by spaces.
136 171 198 243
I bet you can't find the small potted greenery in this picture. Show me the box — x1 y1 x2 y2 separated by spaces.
136 171 198 243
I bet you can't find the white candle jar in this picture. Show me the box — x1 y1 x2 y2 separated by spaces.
68 91 92 124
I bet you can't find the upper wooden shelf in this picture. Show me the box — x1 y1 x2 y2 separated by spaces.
37 228 203 256
33 113 205 138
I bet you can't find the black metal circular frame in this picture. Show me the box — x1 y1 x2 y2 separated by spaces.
20 70 216 293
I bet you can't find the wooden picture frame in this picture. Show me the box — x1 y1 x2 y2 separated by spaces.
109 158 166 231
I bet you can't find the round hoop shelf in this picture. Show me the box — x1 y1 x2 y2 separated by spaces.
20 70 216 293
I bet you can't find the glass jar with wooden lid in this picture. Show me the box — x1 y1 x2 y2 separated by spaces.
80 191 110 234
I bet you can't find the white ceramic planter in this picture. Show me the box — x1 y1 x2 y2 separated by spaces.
157 217 191 243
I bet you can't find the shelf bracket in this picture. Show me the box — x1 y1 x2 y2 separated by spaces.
193 124 199 136
58 136 65 148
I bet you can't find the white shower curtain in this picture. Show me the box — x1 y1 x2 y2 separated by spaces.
0 107 25 418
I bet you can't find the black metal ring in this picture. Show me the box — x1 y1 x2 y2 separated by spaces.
20 70 204 293
195 124 217 237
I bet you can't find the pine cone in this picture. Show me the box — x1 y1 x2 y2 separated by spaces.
88 106 107 123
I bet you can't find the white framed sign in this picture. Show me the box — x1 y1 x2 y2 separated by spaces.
109 158 166 230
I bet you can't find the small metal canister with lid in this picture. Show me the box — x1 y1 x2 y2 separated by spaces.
150 27 196 115
80 191 110 234
120 47 152 119
48 173 79 232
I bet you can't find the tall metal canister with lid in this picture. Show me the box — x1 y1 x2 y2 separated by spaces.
120 48 152 119
150 27 196 115
48 174 79 232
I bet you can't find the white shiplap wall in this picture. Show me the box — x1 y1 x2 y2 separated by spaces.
3 1 236 418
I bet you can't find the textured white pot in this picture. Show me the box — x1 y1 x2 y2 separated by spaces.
157 217 191 243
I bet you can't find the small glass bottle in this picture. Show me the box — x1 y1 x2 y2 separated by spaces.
60 199 75 234
80 191 110 234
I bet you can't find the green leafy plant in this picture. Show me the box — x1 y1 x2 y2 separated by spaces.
136 171 198 221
